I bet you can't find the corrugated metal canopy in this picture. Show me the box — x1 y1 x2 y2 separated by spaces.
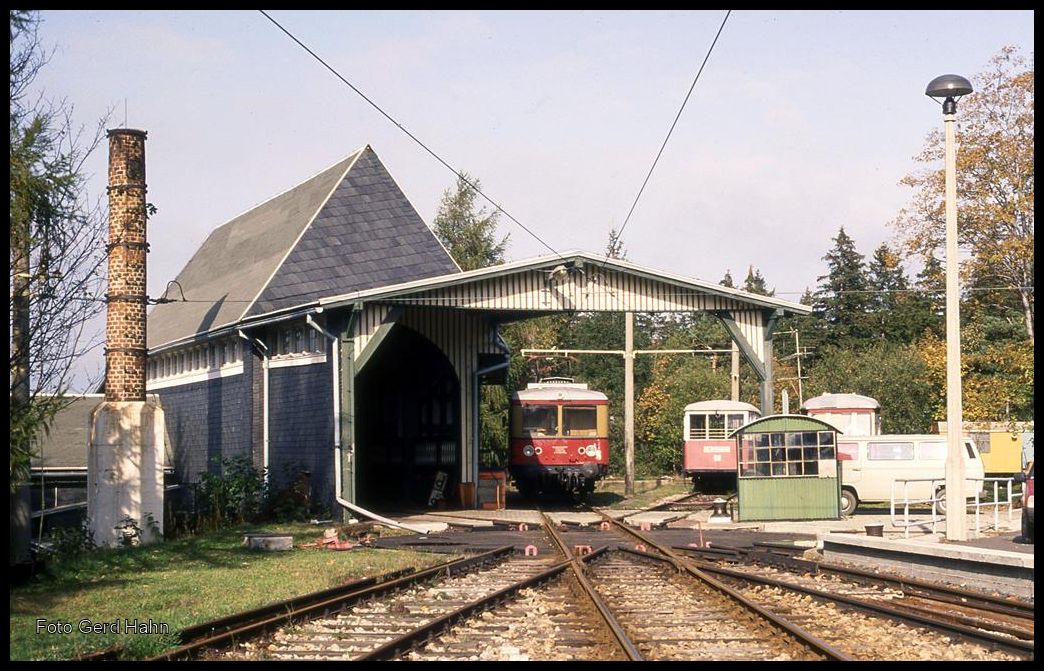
317 251 812 319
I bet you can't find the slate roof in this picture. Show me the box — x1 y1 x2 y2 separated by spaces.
147 146 461 349
30 396 103 470
31 395 169 470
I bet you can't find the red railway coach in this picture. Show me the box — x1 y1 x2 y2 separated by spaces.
509 378 609 498
682 400 761 492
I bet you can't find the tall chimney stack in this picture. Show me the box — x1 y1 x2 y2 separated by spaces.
105 128 148 401
89 128 164 547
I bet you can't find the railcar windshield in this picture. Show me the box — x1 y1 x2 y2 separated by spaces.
563 406 598 437
521 405 558 436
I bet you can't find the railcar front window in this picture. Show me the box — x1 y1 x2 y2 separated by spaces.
563 406 597 437
689 414 707 439
522 405 558 437
709 414 726 439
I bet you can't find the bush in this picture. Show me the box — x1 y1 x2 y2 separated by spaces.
197 456 266 529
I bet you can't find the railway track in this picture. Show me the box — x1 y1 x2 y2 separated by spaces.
140 506 1031 662
676 545 1034 644
681 558 1033 658
221 552 564 660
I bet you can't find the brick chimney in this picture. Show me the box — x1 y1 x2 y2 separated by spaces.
89 127 164 547
105 128 148 401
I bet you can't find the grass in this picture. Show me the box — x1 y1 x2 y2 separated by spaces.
9 522 456 661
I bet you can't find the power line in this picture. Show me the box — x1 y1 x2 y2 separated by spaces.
603 9 732 268
257 10 563 261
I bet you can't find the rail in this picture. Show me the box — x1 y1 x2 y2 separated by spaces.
889 478 945 537
889 477 1022 538
970 477 1020 534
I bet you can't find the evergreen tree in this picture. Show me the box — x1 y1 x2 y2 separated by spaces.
866 243 922 343
431 172 508 271
742 265 773 296
10 10 112 563
913 254 945 339
812 227 873 346
431 172 511 465
719 269 735 288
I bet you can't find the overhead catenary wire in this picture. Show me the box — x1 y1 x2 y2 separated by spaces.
601 9 732 270
258 10 564 261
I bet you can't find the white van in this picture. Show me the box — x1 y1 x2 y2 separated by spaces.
837 434 984 515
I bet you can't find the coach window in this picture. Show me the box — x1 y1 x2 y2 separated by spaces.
563 406 597 437
522 405 558 437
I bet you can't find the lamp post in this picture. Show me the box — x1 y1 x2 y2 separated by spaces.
925 74 973 541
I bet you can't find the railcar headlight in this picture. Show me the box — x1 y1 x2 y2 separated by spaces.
578 446 587 456
522 445 535 457
534 446 542 456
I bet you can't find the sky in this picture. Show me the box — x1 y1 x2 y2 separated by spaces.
25 10 1033 391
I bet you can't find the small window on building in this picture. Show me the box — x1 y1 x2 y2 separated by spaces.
293 328 303 353
308 329 318 353
281 330 291 356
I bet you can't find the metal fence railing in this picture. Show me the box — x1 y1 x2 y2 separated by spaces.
889 477 1022 538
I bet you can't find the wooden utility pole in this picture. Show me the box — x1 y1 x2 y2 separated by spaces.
624 311 635 498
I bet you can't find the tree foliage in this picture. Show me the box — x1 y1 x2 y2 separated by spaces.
893 45 1033 343
431 172 509 271
812 227 872 347
10 10 110 488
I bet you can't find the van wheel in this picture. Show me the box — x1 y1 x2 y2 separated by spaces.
935 487 947 514
840 490 858 516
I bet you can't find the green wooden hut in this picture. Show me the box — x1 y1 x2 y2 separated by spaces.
734 415 841 521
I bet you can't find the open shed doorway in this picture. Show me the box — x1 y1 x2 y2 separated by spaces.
355 324 460 511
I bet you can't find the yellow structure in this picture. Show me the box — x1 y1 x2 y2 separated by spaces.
935 422 1031 475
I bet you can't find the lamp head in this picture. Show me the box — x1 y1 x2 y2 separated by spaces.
925 74 973 114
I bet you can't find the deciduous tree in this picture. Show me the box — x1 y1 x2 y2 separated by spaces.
893 46 1033 343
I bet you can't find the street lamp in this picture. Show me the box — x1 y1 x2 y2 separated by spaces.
925 74 973 540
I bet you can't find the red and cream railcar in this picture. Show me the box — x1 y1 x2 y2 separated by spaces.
682 400 761 491
509 378 609 497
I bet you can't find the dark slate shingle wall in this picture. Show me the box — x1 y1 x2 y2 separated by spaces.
249 148 460 316
267 361 335 514
157 371 252 485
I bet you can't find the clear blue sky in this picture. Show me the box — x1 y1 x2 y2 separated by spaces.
28 10 1033 390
